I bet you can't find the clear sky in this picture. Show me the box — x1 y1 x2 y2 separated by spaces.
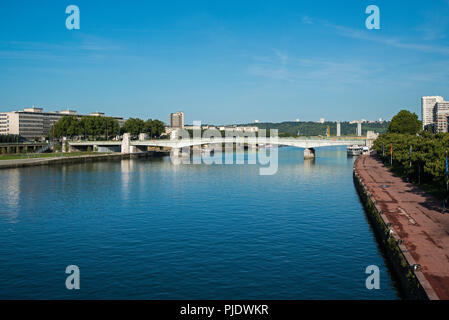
1 0 449 125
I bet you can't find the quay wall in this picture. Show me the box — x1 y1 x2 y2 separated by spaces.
0 151 167 170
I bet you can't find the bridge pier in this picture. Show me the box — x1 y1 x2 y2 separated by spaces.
121 133 131 154
304 148 315 160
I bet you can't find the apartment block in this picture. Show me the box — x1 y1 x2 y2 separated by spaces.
0 107 125 140
435 101 449 133
422 96 445 130
170 111 184 128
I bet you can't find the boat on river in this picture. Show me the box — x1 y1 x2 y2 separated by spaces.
347 145 362 156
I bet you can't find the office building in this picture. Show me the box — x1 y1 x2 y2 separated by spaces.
435 101 449 133
0 107 125 140
422 96 444 129
169 111 184 128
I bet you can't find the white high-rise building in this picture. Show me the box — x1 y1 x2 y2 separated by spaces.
435 101 449 133
357 121 362 137
422 96 444 129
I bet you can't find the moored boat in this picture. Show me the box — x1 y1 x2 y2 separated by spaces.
347 145 362 156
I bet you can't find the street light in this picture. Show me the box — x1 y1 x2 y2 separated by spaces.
445 150 448 213
390 144 393 166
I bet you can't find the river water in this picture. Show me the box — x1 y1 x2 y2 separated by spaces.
0 147 400 299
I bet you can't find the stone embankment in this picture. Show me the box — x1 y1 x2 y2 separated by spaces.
0 152 166 170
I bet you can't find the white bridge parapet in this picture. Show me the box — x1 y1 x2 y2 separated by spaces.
131 137 366 149
70 137 366 151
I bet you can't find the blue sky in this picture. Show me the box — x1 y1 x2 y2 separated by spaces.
1 0 449 124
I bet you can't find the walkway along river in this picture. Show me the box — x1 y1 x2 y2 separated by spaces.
354 154 449 299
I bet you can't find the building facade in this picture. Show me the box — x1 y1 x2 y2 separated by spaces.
0 107 125 140
357 121 362 137
422 96 444 130
169 112 184 128
435 101 449 133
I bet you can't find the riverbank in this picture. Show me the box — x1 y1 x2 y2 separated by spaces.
354 154 449 300
0 152 165 170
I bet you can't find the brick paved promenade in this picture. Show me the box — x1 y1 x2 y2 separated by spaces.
355 155 449 299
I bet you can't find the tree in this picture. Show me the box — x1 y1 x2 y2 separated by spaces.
52 115 119 140
52 116 82 138
387 110 421 135
122 118 146 136
0 134 23 143
144 119 166 138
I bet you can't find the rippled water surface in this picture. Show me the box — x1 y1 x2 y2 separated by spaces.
0 147 400 299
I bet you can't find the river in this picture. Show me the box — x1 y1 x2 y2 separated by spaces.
0 147 400 299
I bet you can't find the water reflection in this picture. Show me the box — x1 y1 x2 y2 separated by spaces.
0 169 20 223
121 159 134 201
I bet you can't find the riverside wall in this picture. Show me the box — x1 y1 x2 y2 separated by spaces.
0 152 167 170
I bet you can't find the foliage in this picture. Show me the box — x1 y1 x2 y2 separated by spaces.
239 121 389 137
51 115 166 140
0 134 24 143
373 131 449 195
79 116 120 139
144 119 166 138
51 115 120 140
387 110 421 135
122 118 166 137
121 118 145 136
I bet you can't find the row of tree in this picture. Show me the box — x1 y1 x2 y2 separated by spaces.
0 134 25 143
373 110 447 197
51 116 121 140
50 116 166 140
121 118 166 137
374 132 448 189
245 121 390 137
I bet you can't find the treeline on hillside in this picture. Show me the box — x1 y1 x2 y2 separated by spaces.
239 121 389 137
50 116 166 140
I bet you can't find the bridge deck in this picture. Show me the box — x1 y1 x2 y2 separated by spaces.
70 137 366 148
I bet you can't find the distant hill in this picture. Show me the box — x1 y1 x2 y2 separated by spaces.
237 121 389 137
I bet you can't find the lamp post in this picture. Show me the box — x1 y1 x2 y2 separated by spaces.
418 162 421 185
407 145 412 183
445 150 448 212
390 144 393 166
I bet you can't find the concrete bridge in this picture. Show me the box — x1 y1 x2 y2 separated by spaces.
69 134 369 159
